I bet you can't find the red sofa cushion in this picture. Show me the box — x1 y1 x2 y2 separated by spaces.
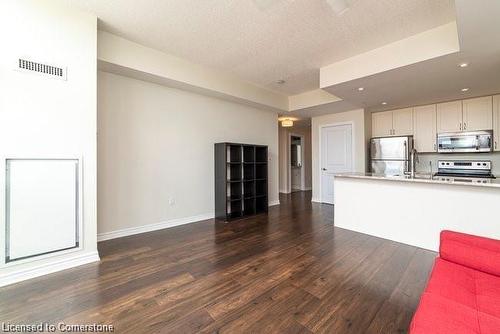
440 230 500 277
410 231 500 333
411 258 500 333
410 291 480 334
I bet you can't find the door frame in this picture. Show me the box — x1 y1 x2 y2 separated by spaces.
288 132 305 192
319 122 355 204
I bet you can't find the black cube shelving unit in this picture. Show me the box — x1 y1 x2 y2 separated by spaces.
215 143 268 221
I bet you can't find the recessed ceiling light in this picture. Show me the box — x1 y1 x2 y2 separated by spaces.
381 102 387 105
276 79 286 84
358 87 364 91
459 63 469 68
461 88 469 92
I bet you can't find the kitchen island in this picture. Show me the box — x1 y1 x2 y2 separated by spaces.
334 173 500 251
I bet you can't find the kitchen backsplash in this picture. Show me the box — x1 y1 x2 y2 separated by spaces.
416 152 500 175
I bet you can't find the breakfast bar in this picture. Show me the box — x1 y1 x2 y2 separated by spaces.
334 173 500 251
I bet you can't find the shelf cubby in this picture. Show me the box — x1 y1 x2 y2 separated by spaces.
227 145 242 163
255 146 267 163
227 163 242 181
255 164 267 179
256 196 268 214
228 199 243 219
243 146 255 162
243 180 255 198
243 164 255 180
255 179 267 197
244 198 256 215
227 182 242 200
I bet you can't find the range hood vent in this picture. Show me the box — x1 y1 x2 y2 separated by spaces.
16 58 67 80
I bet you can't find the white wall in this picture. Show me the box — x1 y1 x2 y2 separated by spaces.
0 0 97 285
311 109 368 201
279 126 312 193
98 71 279 237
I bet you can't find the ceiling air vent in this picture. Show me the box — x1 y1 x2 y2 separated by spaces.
16 58 67 80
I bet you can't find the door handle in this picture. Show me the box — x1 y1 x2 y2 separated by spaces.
322 168 327 171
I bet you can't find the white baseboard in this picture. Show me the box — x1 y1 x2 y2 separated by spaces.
311 197 322 203
0 251 100 287
269 200 280 206
97 213 214 242
98 200 281 243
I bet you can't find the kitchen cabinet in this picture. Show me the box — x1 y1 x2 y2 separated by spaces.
462 96 493 131
494 95 500 151
372 108 413 137
392 108 413 135
413 104 437 152
437 101 462 133
372 111 393 137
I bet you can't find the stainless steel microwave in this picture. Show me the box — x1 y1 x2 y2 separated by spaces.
437 130 493 153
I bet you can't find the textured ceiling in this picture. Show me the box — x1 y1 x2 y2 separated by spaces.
59 0 455 95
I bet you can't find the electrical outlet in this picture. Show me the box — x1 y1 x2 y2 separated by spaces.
168 198 175 206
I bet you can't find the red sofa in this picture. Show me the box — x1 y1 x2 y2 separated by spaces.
410 230 500 333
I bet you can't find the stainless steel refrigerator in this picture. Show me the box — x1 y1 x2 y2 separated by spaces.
370 136 414 175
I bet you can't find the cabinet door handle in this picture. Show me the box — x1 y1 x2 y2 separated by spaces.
496 141 498 150
459 123 462 131
434 143 437 151
464 122 467 130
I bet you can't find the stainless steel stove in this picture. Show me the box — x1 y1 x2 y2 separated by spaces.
434 160 495 183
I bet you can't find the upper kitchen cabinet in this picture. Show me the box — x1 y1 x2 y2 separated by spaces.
372 111 393 137
372 108 413 137
437 100 462 133
413 104 437 152
392 108 413 136
462 96 493 131
494 95 500 151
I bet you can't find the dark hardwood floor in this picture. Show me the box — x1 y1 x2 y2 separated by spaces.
0 191 436 333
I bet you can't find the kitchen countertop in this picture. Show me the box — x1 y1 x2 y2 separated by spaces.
334 172 500 188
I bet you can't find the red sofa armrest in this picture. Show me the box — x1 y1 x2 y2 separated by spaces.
440 230 500 276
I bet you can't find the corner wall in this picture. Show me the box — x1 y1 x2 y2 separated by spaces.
311 109 367 202
97 71 279 238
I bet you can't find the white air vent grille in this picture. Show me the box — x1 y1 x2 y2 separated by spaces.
16 58 67 80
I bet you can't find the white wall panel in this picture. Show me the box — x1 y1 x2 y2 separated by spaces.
6 160 79 261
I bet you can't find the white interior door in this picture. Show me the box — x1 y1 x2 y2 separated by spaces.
321 124 353 204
